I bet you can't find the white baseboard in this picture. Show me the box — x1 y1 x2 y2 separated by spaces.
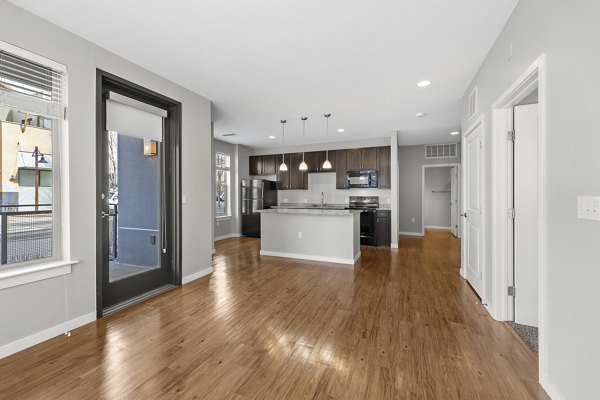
398 231 425 237
260 250 357 265
424 226 452 230
182 267 213 284
390 243 399 248
0 312 96 360
214 233 241 241
541 374 565 400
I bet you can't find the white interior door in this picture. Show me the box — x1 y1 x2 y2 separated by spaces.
450 167 458 236
513 104 539 327
463 123 484 298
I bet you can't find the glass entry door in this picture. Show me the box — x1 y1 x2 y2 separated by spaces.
100 88 173 311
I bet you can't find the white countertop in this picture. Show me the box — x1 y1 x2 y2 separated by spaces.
259 208 361 216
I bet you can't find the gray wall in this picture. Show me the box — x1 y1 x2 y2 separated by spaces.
461 0 600 398
398 145 461 234
212 139 253 240
0 0 212 351
424 167 452 228
117 135 160 267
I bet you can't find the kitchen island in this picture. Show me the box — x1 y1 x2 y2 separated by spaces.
258 208 361 265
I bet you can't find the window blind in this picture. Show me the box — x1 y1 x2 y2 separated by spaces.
0 46 66 119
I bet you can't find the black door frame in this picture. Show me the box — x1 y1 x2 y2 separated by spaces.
95 69 182 317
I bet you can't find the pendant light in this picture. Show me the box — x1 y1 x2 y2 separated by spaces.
299 117 308 171
279 120 288 171
322 113 332 169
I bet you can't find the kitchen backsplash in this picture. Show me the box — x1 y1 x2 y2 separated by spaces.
273 172 391 205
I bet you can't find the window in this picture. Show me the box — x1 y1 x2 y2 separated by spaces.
215 152 231 217
0 41 66 268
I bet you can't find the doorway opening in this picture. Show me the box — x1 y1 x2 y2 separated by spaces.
96 70 182 317
490 54 547 379
422 164 460 236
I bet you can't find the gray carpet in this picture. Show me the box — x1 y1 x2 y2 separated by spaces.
509 322 538 355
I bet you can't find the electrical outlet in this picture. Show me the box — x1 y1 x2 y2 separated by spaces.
387 198 391 204
578 196 600 221
297 231 303 239
411 218 415 223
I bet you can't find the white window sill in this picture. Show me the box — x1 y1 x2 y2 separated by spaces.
0 260 79 290
216 215 232 220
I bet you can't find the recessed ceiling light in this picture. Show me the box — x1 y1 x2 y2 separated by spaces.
268 135 276 139
417 80 431 87
415 112 425 117
337 129 345 133
450 131 460 136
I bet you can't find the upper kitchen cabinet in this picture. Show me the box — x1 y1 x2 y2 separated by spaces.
376 146 391 189
346 148 362 171
304 151 325 173
276 154 290 190
361 147 378 170
289 152 307 189
249 155 262 176
262 155 277 175
334 150 348 189
249 154 277 176
346 147 377 170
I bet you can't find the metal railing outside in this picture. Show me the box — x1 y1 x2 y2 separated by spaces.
0 204 52 265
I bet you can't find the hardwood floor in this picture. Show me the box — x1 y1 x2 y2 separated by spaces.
0 231 548 399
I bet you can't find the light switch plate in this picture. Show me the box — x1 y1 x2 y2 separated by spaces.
182 194 187 204
578 196 600 221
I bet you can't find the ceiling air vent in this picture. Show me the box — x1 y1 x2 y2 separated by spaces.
468 86 478 120
222 133 236 137
425 143 458 159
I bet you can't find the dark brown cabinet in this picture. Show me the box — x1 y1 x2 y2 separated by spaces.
333 150 348 189
256 145 390 190
249 155 277 176
346 149 362 171
376 146 391 189
276 154 290 190
289 153 307 189
262 155 276 175
304 151 325 173
376 210 391 246
249 155 262 176
346 147 377 171
361 147 378 170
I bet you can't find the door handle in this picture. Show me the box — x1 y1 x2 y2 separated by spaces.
460 212 468 218
101 211 109 219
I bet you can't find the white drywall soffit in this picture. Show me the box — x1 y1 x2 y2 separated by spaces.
8 0 518 147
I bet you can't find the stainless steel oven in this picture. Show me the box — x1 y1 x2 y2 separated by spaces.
347 170 378 188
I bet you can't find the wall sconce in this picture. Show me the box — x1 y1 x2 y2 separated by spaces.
143 139 158 156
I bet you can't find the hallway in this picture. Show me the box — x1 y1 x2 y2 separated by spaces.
0 231 546 399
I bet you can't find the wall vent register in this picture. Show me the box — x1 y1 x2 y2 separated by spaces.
425 143 458 159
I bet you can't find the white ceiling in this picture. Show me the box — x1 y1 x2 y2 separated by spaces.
8 0 518 148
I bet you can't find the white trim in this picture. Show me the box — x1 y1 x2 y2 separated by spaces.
422 163 461 237
260 250 360 265
489 54 547 386
214 233 241 241
0 311 95 359
540 375 566 400
461 115 487 304
182 267 213 284
398 231 425 237
390 243 398 248
0 260 78 290
424 226 452 230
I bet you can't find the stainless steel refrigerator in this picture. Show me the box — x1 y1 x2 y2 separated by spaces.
241 179 277 238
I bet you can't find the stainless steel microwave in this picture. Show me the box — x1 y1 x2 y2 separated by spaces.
347 170 378 188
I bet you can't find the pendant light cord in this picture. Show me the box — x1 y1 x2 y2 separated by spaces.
301 117 307 161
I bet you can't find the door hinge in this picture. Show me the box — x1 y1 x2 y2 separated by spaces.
508 130 515 141
508 286 516 297
509 208 516 219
